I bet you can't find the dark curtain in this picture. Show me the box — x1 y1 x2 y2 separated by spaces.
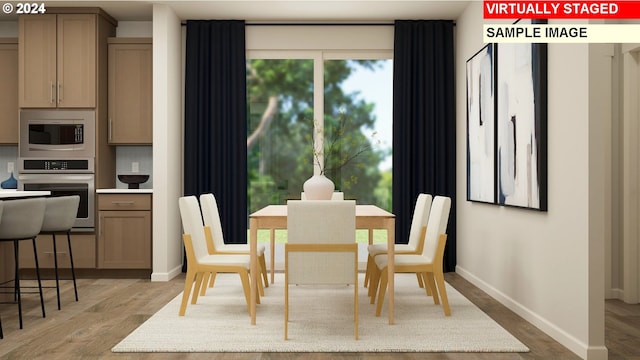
392 20 457 272
184 20 247 249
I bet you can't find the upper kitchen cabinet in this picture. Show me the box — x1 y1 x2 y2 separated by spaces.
108 38 152 144
0 39 18 144
18 10 116 108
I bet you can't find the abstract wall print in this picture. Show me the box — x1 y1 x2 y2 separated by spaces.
496 20 548 210
467 44 496 204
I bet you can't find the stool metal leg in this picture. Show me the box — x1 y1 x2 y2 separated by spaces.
31 237 46 319
52 233 61 310
66 231 78 302
14 239 22 329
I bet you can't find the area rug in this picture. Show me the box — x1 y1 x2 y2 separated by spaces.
112 273 529 353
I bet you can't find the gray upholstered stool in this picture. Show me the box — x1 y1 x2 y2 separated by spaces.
0 197 47 330
39 195 80 310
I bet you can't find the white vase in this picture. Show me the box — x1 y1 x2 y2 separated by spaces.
303 174 335 200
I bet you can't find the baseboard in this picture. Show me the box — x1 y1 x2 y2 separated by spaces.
151 264 183 282
606 287 624 300
456 265 604 360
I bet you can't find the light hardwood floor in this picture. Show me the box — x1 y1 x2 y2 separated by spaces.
0 272 638 359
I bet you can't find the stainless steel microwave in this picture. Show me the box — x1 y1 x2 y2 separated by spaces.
19 109 96 158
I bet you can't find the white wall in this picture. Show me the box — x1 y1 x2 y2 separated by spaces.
151 4 184 281
455 3 607 359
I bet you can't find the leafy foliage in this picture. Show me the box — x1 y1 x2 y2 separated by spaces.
247 59 389 213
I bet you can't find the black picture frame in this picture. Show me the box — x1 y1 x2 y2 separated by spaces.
495 19 548 210
466 43 496 204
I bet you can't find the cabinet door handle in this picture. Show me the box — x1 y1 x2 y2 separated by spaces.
57 81 62 104
43 251 68 256
111 201 135 206
50 81 54 104
109 118 112 141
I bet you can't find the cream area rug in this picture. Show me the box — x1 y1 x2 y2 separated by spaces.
112 273 529 353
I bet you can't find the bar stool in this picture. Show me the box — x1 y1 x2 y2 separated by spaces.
39 195 80 310
0 197 47 330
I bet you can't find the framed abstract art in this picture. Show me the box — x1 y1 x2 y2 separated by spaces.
466 19 548 211
466 44 496 204
496 19 548 210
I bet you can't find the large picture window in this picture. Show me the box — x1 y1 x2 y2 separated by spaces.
246 25 394 216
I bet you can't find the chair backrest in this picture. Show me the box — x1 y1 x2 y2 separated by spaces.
286 200 356 285
0 197 47 240
406 193 432 249
199 193 225 249
421 196 451 261
178 196 208 262
300 192 344 200
41 195 80 232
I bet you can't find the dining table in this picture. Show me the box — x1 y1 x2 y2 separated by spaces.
249 204 396 325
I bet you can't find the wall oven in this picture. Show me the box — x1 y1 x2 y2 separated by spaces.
18 159 95 231
19 109 95 159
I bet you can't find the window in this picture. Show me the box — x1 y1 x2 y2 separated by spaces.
246 26 393 214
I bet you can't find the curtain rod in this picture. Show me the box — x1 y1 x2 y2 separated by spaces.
180 21 455 26
181 22 394 26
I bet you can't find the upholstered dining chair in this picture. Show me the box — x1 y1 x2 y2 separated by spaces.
39 195 81 310
300 191 344 200
178 196 254 316
284 200 358 340
0 197 47 329
364 193 432 293
369 195 452 317
199 193 268 291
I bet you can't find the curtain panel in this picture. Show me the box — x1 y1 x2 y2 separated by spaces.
184 20 248 245
392 20 457 272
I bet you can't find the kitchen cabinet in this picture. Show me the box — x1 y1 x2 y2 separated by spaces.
108 38 152 144
98 193 151 269
0 39 18 144
19 11 115 108
18 233 96 269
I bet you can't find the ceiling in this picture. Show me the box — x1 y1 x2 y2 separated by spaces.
24 1 470 22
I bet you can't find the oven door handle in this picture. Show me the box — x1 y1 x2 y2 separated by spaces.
18 174 94 181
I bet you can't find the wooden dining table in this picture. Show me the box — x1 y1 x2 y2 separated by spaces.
249 204 396 325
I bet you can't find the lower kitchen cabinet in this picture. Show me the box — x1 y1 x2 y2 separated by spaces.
18 233 96 269
98 193 152 269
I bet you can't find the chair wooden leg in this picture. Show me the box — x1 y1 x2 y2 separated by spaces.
191 272 205 304
364 255 373 288
375 268 388 317
179 270 196 316
433 270 451 316
208 271 217 288
238 269 252 314
354 274 359 340
199 272 210 296
416 272 425 288
368 266 380 302
259 254 269 289
423 272 439 304
422 272 433 296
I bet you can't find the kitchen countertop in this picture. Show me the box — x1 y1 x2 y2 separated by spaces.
0 190 51 199
97 189 153 194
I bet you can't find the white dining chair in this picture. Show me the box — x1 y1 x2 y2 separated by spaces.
178 196 254 316
369 195 452 317
301 191 344 200
199 193 268 290
364 193 432 294
284 200 358 340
